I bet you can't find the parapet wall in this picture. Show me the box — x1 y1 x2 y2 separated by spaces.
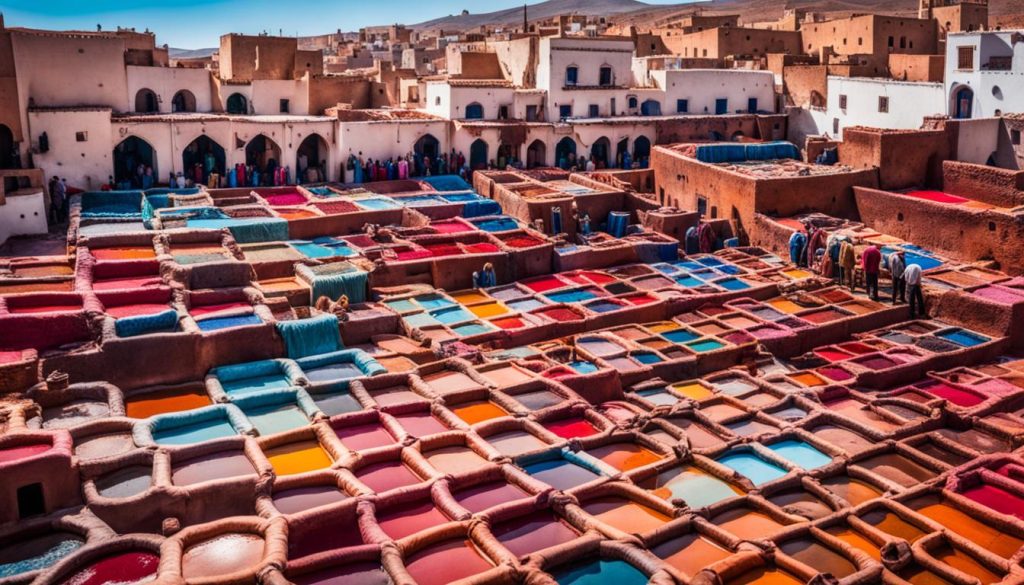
942 161 1024 209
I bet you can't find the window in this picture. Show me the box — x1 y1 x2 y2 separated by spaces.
839 94 848 109
747 98 758 113
888 36 894 47
1013 130 1021 145
702 48 708 57
676 99 689 113
715 98 728 115
878 96 889 113
465 103 484 119
697 195 707 217
958 46 975 70
899 36 907 49
588 104 599 117
599 66 612 86
628 96 638 109
279 99 290 113
435 96 441 106
833 118 840 134
565 66 579 86
858 37 863 45
559 104 572 119
498 105 509 120
710 206 718 219
526 105 538 121
75 131 88 142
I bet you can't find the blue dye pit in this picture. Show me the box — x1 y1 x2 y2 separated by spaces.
767 440 832 470
718 451 788 485
937 329 988 348
196 314 263 331
553 559 649 585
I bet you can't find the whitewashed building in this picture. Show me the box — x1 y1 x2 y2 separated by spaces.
824 76 945 139
945 30 1024 119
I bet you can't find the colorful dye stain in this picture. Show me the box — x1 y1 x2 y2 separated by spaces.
713 508 788 540
588 443 662 471
356 461 423 493
718 452 788 485
569 360 598 374
313 391 363 416
818 366 854 381
962 484 1024 520
726 419 778 437
421 370 481 394
637 389 679 406
583 497 670 533
815 348 854 362
779 539 856 578
425 446 490 475
272 485 349 515
60 551 159 585
153 418 237 446
671 382 714 400
769 489 834 520
364 385 420 408
652 533 732 578
264 441 332 476
335 423 396 451
525 459 602 490
908 496 1024 558
454 481 530 513
92 247 156 260
545 418 598 439
937 329 989 347
715 377 758 396
827 525 880 560
0 443 51 463
125 388 211 418
687 339 725 353
376 500 450 540
644 466 742 507
451 401 508 425
243 404 309 436
492 511 580 558
303 362 365 384
0 534 84 578
74 433 135 460
553 559 649 585
479 365 533 387
821 477 883 506
181 533 265 579
766 440 832 470
403 539 493 585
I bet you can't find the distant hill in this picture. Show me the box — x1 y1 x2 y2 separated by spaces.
412 0 697 30
169 47 217 60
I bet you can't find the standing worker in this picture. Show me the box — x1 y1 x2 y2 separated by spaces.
838 239 856 291
888 250 906 304
904 262 925 319
861 244 882 301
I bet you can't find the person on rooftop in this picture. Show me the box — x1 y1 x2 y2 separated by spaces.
905 262 926 319
861 244 882 301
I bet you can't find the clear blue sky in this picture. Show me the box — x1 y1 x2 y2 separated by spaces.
2 0 688 49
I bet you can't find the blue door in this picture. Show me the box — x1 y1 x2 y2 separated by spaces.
715 99 728 115
955 87 973 119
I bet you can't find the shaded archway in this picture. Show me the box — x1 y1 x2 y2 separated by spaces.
113 136 157 187
414 133 440 159
615 138 629 168
953 86 973 119
245 134 282 185
640 99 662 116
226 93 248 115
296 133 329 183
0 124 14 170
591 137 611 169
555 137 576 169
182 135 225 187
171 90 196 113
526 139 546 168
633 136 651 167
469 139 488 170
496 144 514 168
135 89 158 113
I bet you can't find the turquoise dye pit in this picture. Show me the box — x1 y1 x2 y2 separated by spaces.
569 361 598 374
767 440 832 470
196 314 262 331
937 329 988 348
385 299 417 313
633 352 663 365
153 419 237 445
355 198 399 210
292 242 355 258
687 339 725 353
474 218 519 232
675 261 705 271
718 452 788 485
414 294 454 310
553 559 649 585
0 537 84 578
220 374 292 397
663 329 700 343
524 459 602 491
312 391 363 417
304 362 365 383
432 307 475 324
697 257 725 267
243 404 310 435
546 289 598 303
403 312 439 328
453 322 495 336
637 389 679 406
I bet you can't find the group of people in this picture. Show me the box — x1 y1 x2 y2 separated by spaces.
347 151 469 184
557 151 650 173
790 225 927 318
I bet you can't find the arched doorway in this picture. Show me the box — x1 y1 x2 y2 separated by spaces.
171 90 196 113
633 136 651 167
414 134 440 159
135 89 158 113
641 100 662 116
469 139 488 170
953 86 973 119
731 131 745 141
465 103 484 120
245 134 282 186
226 93 248 115
591 137 611 169
496 144 514 168
113 136 157 187
526 140 546 168
296 133 329 183
182 135 225 187
0 124 14 170
615 138 629 169
555 137 576 169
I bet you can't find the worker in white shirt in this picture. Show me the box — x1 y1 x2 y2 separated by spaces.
904 262 925 318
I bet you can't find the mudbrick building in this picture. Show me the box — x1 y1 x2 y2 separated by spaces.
2 1 1024 584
